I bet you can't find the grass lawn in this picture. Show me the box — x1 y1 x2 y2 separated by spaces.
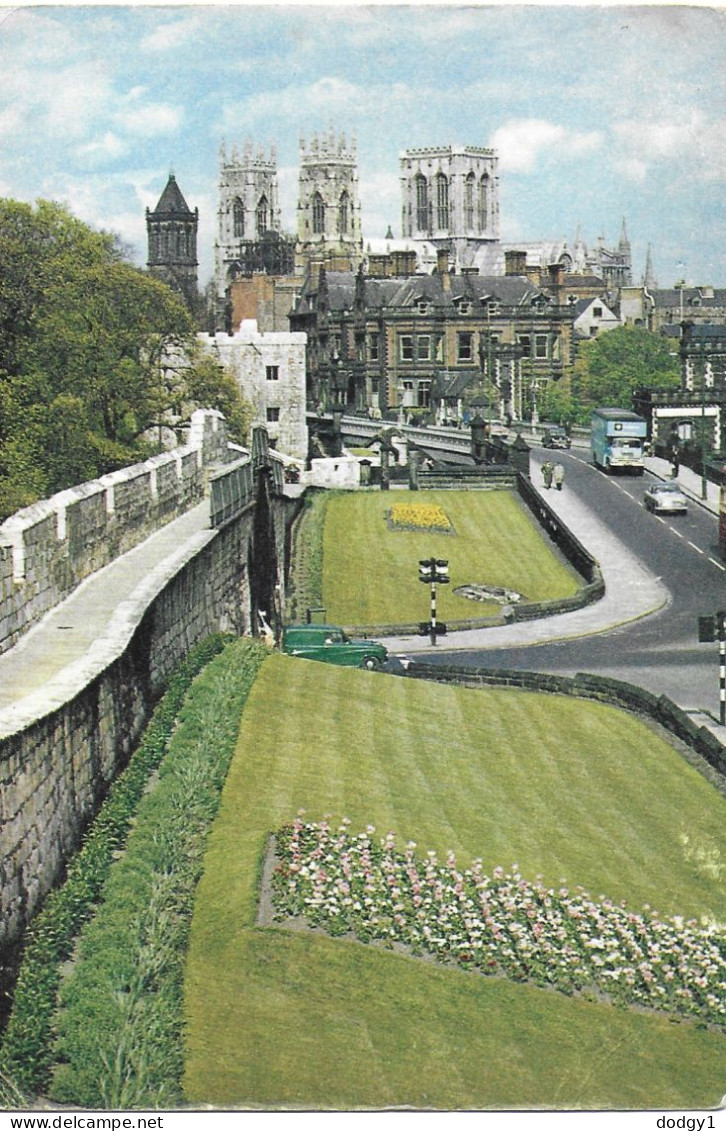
321 489 580 625
183 653 726 1110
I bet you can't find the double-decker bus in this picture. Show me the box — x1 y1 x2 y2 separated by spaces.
590 408 648 475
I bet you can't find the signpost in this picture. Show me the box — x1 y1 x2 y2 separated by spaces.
697 610 726 724
418 558 450 645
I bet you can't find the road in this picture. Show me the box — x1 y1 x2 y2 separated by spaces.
423 446 726 720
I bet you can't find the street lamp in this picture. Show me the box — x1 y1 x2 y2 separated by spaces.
700 331 708 501
418 557 449 645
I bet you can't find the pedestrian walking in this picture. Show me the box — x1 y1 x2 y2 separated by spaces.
553 463 565 491
671 447 680 478
541 460 554 489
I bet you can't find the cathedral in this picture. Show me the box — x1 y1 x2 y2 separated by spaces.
147 132 636 334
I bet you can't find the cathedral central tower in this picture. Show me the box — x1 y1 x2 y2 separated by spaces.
400 144 500 259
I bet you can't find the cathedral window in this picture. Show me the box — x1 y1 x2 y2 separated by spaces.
313 193 325 235
464 173 475 230
233 198 245 238
415 174 428 233
256 195 268 237
479 174 489 230
436 173 449 230
338 191 349 235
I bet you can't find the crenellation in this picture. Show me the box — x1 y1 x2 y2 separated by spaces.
0 409 228 656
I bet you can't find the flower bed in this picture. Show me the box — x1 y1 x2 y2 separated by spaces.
272 818 726 1030
387 502 453 534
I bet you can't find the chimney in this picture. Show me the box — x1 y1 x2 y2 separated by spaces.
548 262 566 305
437 247 451 291
504 250 527 276
548 262 565 288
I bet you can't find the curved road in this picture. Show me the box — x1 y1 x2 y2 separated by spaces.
423 447 726 720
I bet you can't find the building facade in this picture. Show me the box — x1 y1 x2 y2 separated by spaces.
146 174 199 313
199 321 308 461
290 253 574 423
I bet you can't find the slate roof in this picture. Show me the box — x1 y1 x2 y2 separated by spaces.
151 174 195 217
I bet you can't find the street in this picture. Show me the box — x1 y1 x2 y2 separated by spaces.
424 446 726 720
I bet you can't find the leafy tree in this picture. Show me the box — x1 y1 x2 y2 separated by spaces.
570 326 680 423
0 198 250 519
537 381 577 428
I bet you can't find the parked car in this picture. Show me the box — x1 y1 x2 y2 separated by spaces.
281 624 388 669
643 481 689 514
542 425 571 450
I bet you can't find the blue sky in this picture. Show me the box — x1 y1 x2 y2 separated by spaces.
1 2 725 288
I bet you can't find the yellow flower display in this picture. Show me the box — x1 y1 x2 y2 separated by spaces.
388 502 453 533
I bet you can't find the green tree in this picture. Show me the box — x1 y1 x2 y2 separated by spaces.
570 326 680 423
0 199 250 518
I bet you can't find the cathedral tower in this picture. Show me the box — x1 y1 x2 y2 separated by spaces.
295 129 363 277
214 142 284 311
146 173 199 311
399 145 500 258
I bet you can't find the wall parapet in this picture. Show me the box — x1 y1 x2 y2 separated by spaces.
0 410 229 656
405 663 726 780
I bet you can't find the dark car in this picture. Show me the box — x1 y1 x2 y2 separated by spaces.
281 624 388 669
542 425 571 450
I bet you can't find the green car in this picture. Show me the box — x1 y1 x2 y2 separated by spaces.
281 624 388 670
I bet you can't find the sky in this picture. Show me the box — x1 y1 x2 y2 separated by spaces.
1 1 726 289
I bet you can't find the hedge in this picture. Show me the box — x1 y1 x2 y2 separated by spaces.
0 635 265 1106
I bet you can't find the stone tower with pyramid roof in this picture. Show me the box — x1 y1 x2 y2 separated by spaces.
146 173 199 313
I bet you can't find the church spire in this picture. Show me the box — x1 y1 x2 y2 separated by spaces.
643 243 657 289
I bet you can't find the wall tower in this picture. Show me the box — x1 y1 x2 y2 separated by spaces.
146 173 199 312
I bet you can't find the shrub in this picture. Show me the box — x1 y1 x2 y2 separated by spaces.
47 638 268 1109
0 634 239 1103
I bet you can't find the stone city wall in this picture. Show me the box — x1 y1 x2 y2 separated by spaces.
0 478 289 958
0 410 230 656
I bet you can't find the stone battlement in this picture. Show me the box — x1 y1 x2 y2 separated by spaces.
0 409 230 655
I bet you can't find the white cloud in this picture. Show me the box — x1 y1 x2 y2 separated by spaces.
139 15 202 54
490 119 603 174
613 112 726 185
75 132 129 163
114 102 183 139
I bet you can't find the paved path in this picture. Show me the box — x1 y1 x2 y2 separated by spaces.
0 502 213 733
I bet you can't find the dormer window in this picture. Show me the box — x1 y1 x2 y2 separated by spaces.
417 299 430 315
456 299 472 315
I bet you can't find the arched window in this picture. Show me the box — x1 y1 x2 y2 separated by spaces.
436 172 449 230
256 194 268 237
464 173 475 230
338 190 349 235
415 174 428 233
312 192 325 235
233 198 245 238
478 175 489 231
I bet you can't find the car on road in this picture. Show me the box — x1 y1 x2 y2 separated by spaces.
541 425 571 450
281 624 388 669
643 481 689 514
